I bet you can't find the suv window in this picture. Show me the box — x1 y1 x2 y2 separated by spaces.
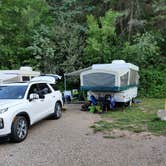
27 83 51 99
27 84 38 99
38 83 52 95
0 85 27 99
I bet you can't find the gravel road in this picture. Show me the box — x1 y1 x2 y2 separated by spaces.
0 104 166 166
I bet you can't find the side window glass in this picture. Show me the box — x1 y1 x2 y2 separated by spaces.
38 83 51 95
120 72 129 86
27 84 38 99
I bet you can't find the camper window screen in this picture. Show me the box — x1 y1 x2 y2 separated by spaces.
22 76 30 81
120 72 129 87
83 73 115 87
130 70 138 85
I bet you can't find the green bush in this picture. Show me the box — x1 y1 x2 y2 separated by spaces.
139 68 166 98
122 32 166 98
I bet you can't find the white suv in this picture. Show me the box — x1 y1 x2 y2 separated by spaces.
0 76 63 142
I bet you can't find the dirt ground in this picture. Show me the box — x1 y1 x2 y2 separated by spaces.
0 104 166 166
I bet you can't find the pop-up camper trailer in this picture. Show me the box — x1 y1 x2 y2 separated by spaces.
0 67 40 83
80 60 139 103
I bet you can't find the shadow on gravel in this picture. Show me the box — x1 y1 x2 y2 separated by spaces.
29 118 54 131
0 137 10 144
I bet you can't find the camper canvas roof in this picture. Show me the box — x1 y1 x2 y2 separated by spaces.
0 67 40 76
92 60 139 72
0 66 40 83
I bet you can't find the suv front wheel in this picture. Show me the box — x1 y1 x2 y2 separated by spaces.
10 116 28 142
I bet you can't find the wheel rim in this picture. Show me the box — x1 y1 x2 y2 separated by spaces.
56 104 61 117
16 119 27 139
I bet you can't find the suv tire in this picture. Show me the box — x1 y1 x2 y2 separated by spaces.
52 102 62 119
10 116 28 142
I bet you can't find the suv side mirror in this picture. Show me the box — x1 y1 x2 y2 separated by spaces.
29 93 39 101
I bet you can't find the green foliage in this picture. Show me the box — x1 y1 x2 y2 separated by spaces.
53 21 85 73
122 32 166 97
27 25 55 72
0 0 165 97
122 32 161 67
46 0 87 74
84 10 121 65
139 68 166 98
152 0 166 27
0 0 52 69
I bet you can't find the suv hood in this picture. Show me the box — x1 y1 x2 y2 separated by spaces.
0 100 23 109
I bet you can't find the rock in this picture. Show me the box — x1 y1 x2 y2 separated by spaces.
157 110 166 121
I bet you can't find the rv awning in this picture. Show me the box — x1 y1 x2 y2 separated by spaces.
64 67 92 76
64 67 91 90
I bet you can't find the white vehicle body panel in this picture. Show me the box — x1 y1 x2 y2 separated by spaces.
113 87 138 102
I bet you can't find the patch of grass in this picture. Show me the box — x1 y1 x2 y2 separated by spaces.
91 121 114 133
92 98 166 136
148 118 166 135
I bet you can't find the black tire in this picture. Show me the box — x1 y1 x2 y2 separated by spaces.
10 116 28 143
124 100 132 107
52 102 62 119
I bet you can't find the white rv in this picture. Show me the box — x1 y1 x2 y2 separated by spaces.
0 67 40 83
80 60 139 104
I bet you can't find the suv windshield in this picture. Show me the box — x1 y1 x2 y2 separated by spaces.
0 85 27 99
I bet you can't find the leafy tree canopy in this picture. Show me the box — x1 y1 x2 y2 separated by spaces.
0 0 52 69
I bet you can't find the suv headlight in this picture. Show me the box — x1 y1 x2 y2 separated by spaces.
0 108 8 114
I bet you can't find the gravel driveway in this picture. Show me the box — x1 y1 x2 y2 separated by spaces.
0 104 166 166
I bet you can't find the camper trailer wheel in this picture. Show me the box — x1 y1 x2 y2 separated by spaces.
124 100 132 107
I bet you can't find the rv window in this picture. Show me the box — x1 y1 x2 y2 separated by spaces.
120 72 129 87
130 70 139 85
83 73 115 87
22 76 30 81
